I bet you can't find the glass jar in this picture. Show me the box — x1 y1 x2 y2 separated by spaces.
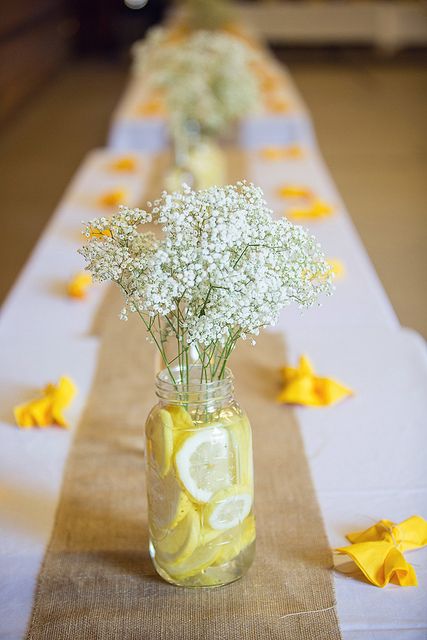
145 366 255 587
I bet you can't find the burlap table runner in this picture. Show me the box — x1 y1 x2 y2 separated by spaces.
26 152 341 639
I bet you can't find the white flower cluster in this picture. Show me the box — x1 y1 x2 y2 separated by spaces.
132 28 260 140
79 182 332 350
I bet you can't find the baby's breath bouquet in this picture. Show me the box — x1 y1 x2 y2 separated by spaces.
80 182 331 385
79 181 332 587
132 28 260 144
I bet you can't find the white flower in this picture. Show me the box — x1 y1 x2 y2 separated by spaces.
132 28 260 141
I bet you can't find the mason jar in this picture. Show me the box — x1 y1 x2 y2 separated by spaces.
145 366 256 587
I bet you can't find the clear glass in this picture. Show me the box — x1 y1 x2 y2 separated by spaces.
145 366 256 587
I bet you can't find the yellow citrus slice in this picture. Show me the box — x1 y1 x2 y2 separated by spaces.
175 426 232 503
155 505 200 565
229 416 254 488
214 514 256 565
166 405 194 431
147 468 191 532
162 542 220 580
205 485 253 531
146 409 173 477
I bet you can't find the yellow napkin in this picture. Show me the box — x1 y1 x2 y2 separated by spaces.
327 259 345 279
277 355 353 407
88 227 112 239
278 185 313 199
259 145 304 161
109 156 137 172
67 272 92 299
336 516 427 587
266 97 290 114
136 99 164 117
97 189 128 208
288 199 334 220
14 376 77 429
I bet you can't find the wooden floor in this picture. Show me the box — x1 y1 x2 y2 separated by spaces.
0 58 426 336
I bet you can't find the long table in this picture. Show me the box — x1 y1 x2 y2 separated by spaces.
1 144 426 639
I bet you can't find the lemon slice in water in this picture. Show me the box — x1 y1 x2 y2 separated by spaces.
166 405 194 432
163 541 220 580
147 468 191 531
147 409 173 478
175 426 232 503
155 506 200 565
205 485 253 531
214 513 256 565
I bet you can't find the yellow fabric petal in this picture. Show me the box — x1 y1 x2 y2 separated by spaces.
14 376 77 429
266 97 290 114
98 189 128 208
337 541 418 588
337 516 427 587
327 259 345 279
88 227 112 239
288 199 334 220
313 377 353 406
278 185 313 199
67 272 92 299
136 99 165 117
277 355 352 407
110 156 137 172
347 516 427 552
259 145 304 161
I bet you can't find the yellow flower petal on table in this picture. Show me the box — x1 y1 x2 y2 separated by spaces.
259 145 304 161
266 97 290 114
336 516 427 587
67 272 92 299
327 259 345 280
88 227 112 239
287 199 334 220
285 144 304 159
14 376 77 429
278 185 313 199
277 355 352 407
97 189 128 208
109 156 137 172
136 99 165 117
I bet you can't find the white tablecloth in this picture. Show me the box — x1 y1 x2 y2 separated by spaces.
0 145 426 639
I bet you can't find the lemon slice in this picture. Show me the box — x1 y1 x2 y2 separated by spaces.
215 513 256 564
166 405 194 432
205 485 253 531
175 426 232 503
155 505 200 565
147 468 191 532
229 416 254 488
147 409 173 477
163 542 220 580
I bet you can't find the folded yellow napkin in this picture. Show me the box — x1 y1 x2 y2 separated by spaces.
137 99 164 117
336 516 427 587
277 355 353 407
278 185 313 199
98 189 128 208
327 259 345 279
88 227 112 239
259 145 304 161
266 97 290 114
288 199 334 220
14 376 77 429
67 272 92 299
109 156 137 172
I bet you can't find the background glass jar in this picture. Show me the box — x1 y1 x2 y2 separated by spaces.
145 366 255 587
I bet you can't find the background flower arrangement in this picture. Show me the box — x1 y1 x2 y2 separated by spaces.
79 182 332 386
132 28 261 145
